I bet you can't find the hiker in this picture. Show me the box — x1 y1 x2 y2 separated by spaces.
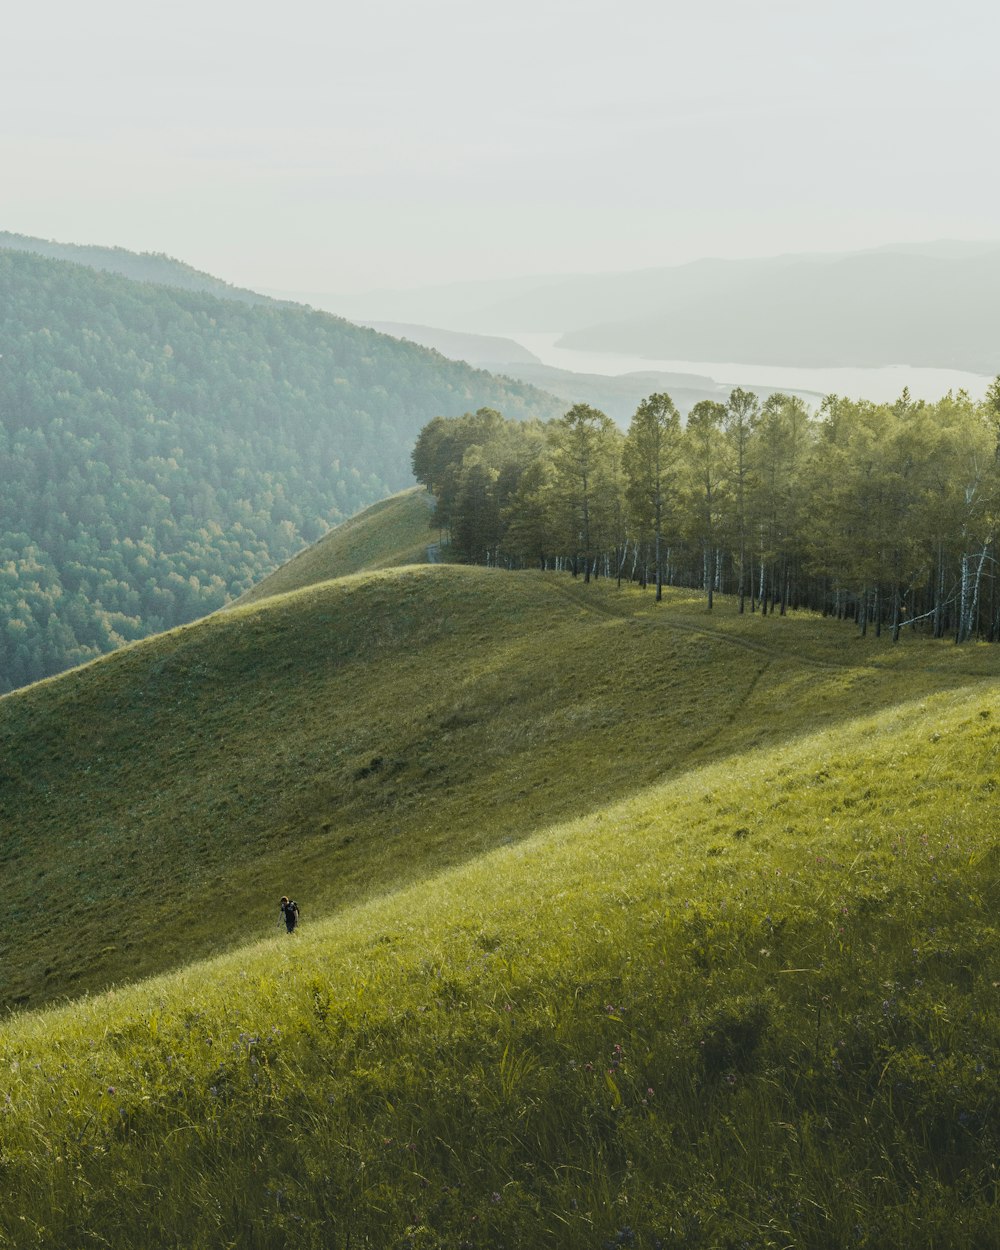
279 896 300 933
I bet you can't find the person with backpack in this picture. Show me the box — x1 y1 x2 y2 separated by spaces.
279 896 300 933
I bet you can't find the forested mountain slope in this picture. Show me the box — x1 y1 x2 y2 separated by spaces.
0 248 560 690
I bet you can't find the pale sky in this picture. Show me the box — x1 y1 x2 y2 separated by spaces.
1 0 996 294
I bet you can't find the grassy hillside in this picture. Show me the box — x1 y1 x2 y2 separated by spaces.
3 566 998 1018
232 487 437 606
0 585 998 1246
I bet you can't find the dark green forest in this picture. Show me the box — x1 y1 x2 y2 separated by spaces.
0 248 560 691
413 383 1000 642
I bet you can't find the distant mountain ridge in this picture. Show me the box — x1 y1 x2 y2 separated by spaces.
353 320 817 419
560 248 1000 372
0 230 273 304
330 241 1000 374
362 321 542 366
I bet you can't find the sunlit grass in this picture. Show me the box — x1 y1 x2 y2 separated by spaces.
1 678 998 1247
0 567 990 1015
2 562 997 1014
3 498 1000 1246
231 486 437 606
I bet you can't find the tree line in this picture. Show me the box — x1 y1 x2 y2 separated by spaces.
412 380 1000 643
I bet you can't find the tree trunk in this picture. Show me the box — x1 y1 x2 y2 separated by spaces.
654 502 663 602
961 542 990 643
707 547 715 611
956 553 969 643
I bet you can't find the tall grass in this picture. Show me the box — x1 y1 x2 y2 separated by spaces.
3 563 995 1013
231 486 436 606
2 679 998 1248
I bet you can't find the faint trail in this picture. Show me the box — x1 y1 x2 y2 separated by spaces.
547 583 995 680
544 579 850 670
648 612 849 669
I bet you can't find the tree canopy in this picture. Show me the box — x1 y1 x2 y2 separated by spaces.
413 384 1000 642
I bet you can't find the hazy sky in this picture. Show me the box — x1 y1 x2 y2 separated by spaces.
2 0 996 294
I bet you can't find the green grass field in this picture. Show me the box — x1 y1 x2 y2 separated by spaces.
231 486 437 607
1 496 998 1248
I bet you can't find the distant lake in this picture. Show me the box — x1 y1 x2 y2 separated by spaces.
508 332 994 404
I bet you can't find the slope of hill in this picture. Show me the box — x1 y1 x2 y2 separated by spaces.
0 572 998 1246
0 247 561 691
232 486 437 606
364 321 543 367
3 562 998 1016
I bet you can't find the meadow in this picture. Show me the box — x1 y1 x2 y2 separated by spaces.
231 487 439 606
1 492 998 1247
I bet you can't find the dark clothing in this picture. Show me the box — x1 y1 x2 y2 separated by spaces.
281 900 299 933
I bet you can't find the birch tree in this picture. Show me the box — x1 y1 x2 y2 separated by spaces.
547 404 619 583
682 400 727 609
722 387 760 613
623 393 682 601
751 393 814 615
